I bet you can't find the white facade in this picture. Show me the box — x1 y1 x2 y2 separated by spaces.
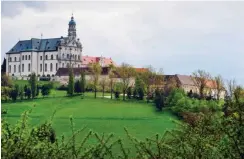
5 15 82 80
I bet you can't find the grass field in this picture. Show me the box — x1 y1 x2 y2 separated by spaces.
2 92 177 154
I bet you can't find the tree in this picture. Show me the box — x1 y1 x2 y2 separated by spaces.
1 74 12 87
10 84 19 102
28 73 37 99
108 64 115 99
41 84 51 97
226 79 237 99
80 70 86 95
26 87 31 99
192 70 211 99
19 86 24 100
74 80 82 94
214 75 225 100
67 67 74 96
116 63 135 101
134 76 145 100
36 85 40 97
1 57 6 74
127 87 132 99
154 88 165 111
141 66 155 103
89 62 102 98
100 77 107 98
24 85 28 99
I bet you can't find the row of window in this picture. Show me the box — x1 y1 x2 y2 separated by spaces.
9 63 81 73
40 63 58 72
9 64 31 73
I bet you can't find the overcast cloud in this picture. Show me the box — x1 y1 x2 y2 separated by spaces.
1 1 244 85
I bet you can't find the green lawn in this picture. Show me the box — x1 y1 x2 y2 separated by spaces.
2 92 177 154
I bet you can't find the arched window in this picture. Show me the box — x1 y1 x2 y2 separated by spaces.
19 65 20 72
25 55 27 60
67 54 69 59
56 63 58 71
14 65 16 72
45 63 47 72
50 63 53 71
45 55 48 60
28 63 30 72
51 55 53 60
62 63 64 68
9 57 12 62
28 55 30 60
22 56 24 60
22 64 24 72
40 64 42 72
75 55 77 60
40 56 42 60
14 57 16 61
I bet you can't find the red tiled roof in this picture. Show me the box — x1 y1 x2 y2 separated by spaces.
81 55 116 67
135 68 149 73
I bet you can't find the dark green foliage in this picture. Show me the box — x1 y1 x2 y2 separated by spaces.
24 84 28 99
67 68 74 96
10 88 18 102
154 88 165 111
41 84 51 97
29 73 37 99
57 85 68 91
19 86 24 100
80 71 86 94
74 80 82 93
1 57 6 74
114 91 120 99
133 88 137 99
36 86 40 97
26 88 31 99
137 87 144 100
127 87 132 99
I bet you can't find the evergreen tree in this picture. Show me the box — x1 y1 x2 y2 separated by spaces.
1 58 6 74
80 70 86 95
74 80 81 93
24 85 28 99
138 87 144 100
19 86 24 100
29 73 37 99
67 67 74 96
154 88 165 111
26 88 31 99
41 84 51 97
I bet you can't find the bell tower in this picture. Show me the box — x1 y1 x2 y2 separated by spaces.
68 14 76 39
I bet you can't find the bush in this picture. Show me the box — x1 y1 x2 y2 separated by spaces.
127 87 132 99
57 85 68 91
138 87 144 100
41 84 51 97
154 88 165 111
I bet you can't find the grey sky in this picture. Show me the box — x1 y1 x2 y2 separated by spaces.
1 1 244 85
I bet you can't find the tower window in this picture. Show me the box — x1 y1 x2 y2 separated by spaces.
45 55 48 60
25 55 27 60
28 55 31 60
22 56 24 60
14 65 16 73
40 56 42 60
14 57 16 61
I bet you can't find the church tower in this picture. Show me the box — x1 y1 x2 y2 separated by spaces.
68 14 76 39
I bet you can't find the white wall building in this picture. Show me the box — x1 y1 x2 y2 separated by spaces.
5 15 82 80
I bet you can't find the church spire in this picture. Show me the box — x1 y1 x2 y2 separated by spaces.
68 14 76 38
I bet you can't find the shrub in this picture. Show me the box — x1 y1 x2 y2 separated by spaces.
154 88 165 111
127 87 132 99
138 87 144 100
41 84 51 97
57 85 68 91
